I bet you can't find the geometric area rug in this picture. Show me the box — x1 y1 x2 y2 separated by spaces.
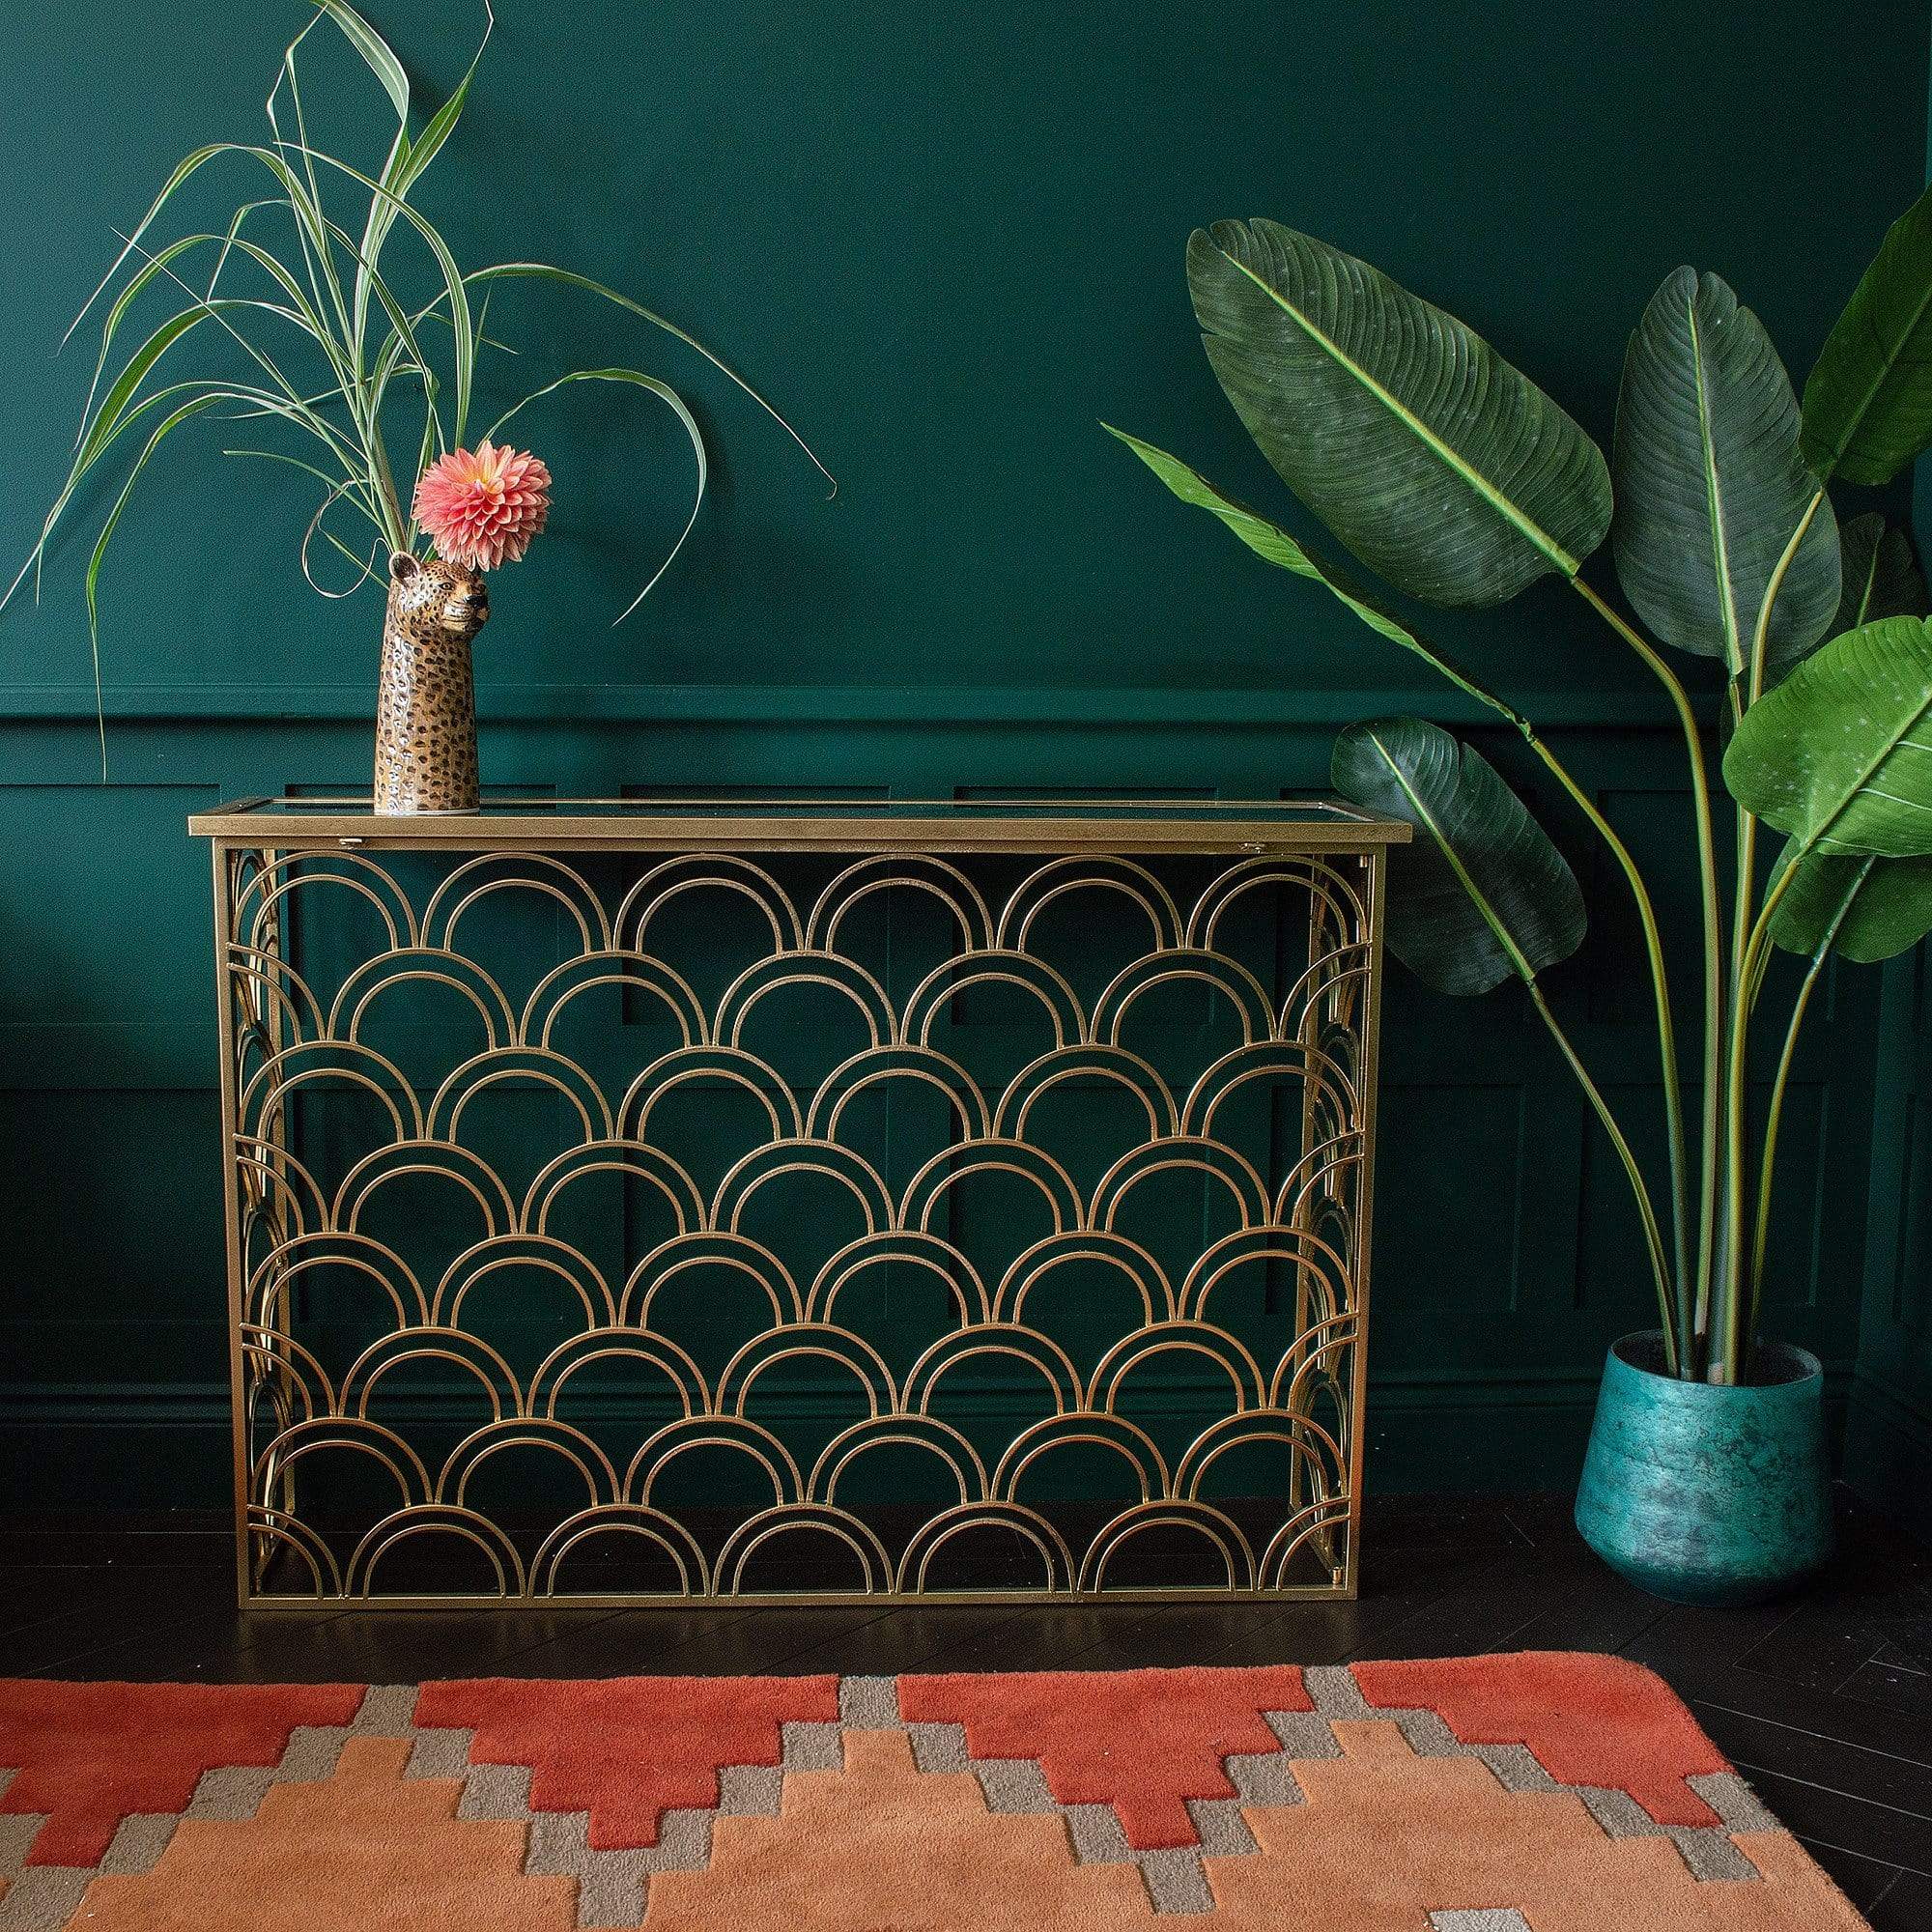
0 1652 1869 1928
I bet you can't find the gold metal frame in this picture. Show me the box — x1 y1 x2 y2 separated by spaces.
193 799 1404 1609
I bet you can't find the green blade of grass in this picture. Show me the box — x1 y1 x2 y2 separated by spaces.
80 393 228 776
456 262 835 493
487 365 708 620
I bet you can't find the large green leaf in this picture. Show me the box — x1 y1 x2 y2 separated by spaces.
1102 426 1528 725
1331 717 1586 995
1723 614 1932 855
1775 511 1932 696
1772 847 1932 963
1186 219 1611 607
1611 269 1837 678
1802 182 1932 486
1832 513 1928 639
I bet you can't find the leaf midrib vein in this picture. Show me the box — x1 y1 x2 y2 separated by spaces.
1687 292 1744 674
1219 245 1581 579
1818 222 1932 475
1366 727 1537 983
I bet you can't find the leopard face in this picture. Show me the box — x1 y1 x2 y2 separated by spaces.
386 550 489 643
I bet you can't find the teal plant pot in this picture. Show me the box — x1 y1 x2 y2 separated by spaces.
1575 1331 1833 1606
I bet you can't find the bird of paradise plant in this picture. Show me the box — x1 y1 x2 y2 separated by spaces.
3 0 832 771
1112 201 1932 1387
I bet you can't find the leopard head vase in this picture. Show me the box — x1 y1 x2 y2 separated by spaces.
374 550 490 813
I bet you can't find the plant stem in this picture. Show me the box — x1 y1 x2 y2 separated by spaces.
1713 491 1829 1379
1749 863 1866 1333
1519 724 1691 1339
1728 495 1826 1118
1747 968 1817 1337
1717 831 1821 1375
1526 979 1678 1367
1725 776 1757 1364
366 417 408 553
1572 576 1720 1375
1747 494 1825 709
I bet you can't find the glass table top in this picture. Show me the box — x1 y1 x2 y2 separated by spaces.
188 795 1411 850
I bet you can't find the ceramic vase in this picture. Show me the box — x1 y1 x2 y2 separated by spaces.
373 550 488 813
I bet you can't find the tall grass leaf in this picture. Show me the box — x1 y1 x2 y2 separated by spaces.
77 231 256 444
265 55 354 347
487 367 707 619
334 227 442 445
99 226 354 404
60 145 238 353
276 141 474 445
313 521 384 587
355 6 492 354
76 308 228 472
462 263 835 493
82 394 227 776
311 0 411 123
205 200 279 302
221 447 384 532
112 238 364 479
300 479 384 594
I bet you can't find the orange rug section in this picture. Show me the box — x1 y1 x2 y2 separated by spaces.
0 1678 363 1865
1353 1650 1733 1827
900 1663 1313 1847
0 1652 1870 1928
413 1673 840 1850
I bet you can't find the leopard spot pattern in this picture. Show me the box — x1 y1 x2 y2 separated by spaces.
374 552 488 813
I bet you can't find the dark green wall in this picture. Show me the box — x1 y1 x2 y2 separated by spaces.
1 0 1927 1507
1844 68 1932 1533
1849 948 1932 1535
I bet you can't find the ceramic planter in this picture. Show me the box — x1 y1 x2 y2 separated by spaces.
1574 1330 1833 1606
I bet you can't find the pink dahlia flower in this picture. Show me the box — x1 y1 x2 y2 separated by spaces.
412 440 552 571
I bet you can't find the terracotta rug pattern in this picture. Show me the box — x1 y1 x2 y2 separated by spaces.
0 1652 1867 1928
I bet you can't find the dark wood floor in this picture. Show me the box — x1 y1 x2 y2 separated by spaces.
3 1489 1927 1926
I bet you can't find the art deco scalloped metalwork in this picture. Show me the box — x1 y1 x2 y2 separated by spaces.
194 801 1399 1607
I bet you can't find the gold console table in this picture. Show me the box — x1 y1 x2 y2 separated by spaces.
190 798 1405 1607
